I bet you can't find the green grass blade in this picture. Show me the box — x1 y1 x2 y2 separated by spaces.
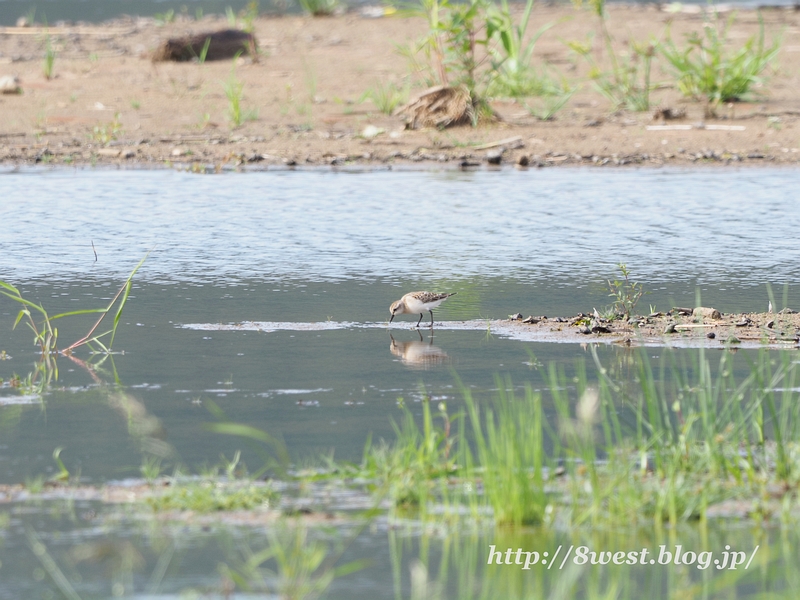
49 308 108 321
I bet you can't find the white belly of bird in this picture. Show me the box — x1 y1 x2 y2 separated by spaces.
405 296 443 313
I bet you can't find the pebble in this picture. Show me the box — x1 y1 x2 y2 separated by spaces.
486 150 502 165
516 154 529 167
0 75 21 94
706 332 716 339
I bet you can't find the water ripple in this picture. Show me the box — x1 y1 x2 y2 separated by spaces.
1 167 799 286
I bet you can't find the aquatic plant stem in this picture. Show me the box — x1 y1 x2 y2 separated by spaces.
61 279 127 354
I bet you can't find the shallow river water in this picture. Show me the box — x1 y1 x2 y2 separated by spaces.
1 166 799 599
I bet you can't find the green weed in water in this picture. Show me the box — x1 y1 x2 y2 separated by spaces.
146 480 277 512
220 519 368 599
0 252 148 357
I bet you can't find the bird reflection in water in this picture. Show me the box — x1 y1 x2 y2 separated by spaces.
389 331 449 370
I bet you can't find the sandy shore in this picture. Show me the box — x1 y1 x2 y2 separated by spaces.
0 5 798 169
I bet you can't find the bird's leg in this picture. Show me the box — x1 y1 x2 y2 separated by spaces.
428 310 434 328
415 313 423 328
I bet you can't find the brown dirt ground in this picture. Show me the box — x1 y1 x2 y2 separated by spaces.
0 5 799 168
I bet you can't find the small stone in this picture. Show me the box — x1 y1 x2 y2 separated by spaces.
734 318 751 327
591 325 612 334
766 320 775 329
692 307 722 320
706 332 716 339
516 154 529 167
0 75 21 95
579 326 592 335
486 150 502 165
361 125 384 139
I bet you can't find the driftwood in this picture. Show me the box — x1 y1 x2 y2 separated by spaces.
395 85 475 130
152 29 257 62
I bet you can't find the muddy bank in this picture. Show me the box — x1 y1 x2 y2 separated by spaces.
507 307 800 348
180 309 800 349
0 6 798 168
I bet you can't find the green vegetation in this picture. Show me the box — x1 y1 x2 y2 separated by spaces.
338 347 800 528
92 112 123 144
154 9 175 25
391 0 782 118
146 480 277 512
660 13 780 115
220 521 367 599
223 59 258 128
0 253 148 358
606 263 645 319
361 80 410 114
226 2 260 31
43 33 56 80
485 0 561 99
298 0 340 17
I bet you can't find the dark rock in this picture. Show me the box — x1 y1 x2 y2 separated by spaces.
486 150 503 165
591 325 612 334
516 154 530 167
152 29 258 62
706 332 716 339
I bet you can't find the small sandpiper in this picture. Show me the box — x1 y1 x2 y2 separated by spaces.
389 291 457 328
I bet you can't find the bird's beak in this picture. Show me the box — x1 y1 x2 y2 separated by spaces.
389 314 395 323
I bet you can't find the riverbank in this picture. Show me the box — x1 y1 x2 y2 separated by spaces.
0 5 797 168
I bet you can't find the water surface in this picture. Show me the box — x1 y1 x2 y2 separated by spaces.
1 166 799 599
